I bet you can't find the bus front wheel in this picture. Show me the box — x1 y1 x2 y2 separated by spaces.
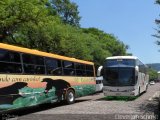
66 89 75 104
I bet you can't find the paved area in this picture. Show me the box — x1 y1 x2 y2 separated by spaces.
4 83 160 120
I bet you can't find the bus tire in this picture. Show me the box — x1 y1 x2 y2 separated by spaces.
145 85 148 92
138 87 141 96
66 89 75 104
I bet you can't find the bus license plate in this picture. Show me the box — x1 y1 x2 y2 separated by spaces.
116 93 121 96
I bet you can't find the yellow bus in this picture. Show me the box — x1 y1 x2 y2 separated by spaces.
0 43 96 112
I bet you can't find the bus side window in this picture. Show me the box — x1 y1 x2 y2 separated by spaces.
63 61 75 76
75 63 86 76
23 64 35 74
35 66 45 74
45 58 62 75
22 54 45 74
0 49 22 74
86 65 94 76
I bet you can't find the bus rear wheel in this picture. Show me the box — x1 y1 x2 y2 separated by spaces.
66 89 75 104
138 88 141 96
145 85 148 92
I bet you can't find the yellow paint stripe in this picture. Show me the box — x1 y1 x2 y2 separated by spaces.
0 43 94 65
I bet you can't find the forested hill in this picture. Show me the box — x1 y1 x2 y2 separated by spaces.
147 63 160 71
0 0 129 66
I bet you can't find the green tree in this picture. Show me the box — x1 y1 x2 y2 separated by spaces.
154 0 160 45
0 0 64 53
148 68 158 81
0 0 50 42
17 19 63 52
0 0 128 67
82 28 128 56
49 0 81 27
156 0 160 4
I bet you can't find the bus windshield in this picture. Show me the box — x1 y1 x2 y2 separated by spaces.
105 59 135 67
103 67 136 86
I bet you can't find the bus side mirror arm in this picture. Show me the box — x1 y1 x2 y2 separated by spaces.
97 66 103 77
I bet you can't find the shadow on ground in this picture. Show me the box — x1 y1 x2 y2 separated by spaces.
96 96 138 101
0 99 89 119
95 92 147 102
137 97 160 120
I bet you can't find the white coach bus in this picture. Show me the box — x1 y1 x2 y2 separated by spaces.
98 56 149 96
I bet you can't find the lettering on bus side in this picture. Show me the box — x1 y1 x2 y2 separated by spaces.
0 76 41 83
75 77 95 83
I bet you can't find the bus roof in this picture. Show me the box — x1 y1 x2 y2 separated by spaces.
0 43 94 65
106 56 138 60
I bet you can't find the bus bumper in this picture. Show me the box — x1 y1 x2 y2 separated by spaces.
103 91 136 97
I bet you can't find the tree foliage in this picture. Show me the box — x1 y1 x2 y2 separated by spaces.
49 0 81 27
0 0 128 66
154 0 160 45
148 68 158 81
0 0 51 42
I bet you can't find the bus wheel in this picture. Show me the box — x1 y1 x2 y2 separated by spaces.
66 89 75 104
145 85 148 92
138 88 141 96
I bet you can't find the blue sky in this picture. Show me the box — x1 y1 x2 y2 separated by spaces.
71 0 160 64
